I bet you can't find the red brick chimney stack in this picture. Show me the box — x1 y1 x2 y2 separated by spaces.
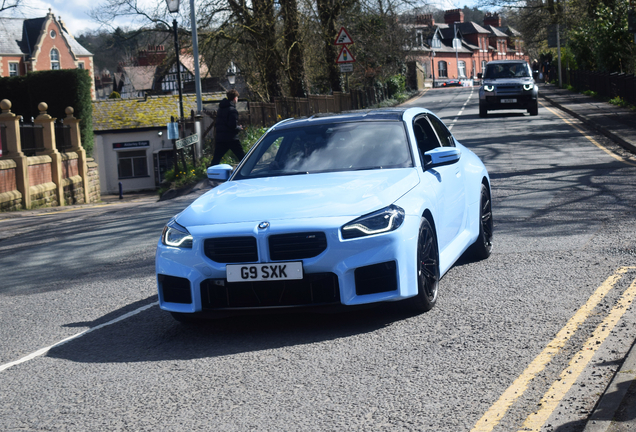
444 9 464 25
416 14 435 26
483 12 501 27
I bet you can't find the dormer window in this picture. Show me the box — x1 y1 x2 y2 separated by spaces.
453 38 461 49
51 49 60 70
431 36 441 49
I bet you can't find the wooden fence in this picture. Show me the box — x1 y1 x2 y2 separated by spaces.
246 86 392 128
568 70 636 106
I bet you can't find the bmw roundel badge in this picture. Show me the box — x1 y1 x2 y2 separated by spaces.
258 221 270 230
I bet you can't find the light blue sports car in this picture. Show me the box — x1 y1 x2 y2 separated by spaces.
156 107 492 322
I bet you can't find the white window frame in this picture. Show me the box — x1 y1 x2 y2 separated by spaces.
117 150 149 179
438 61 448 78
9 62 19 77
51 49 60 70
458 61 466 78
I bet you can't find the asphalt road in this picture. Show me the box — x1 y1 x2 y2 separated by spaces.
1 87 636 431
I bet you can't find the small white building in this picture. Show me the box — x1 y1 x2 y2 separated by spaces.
92 92 222 194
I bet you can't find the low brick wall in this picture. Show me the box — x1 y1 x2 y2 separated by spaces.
0 159 21 212
63 175 84 205
30 182 58 208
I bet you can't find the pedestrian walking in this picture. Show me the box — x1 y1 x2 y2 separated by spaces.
211 89 245 165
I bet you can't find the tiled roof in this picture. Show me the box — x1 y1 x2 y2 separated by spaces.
0 18 29 55
92 92 225 131
0 15 92 58
122 66 158 91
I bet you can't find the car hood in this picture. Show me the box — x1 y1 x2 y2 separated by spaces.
483 77 534 85
176 169 420 227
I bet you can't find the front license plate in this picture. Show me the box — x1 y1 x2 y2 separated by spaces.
226 262 303 283
501 98 517 103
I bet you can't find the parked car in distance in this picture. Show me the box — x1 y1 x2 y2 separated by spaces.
478 60 539 117
156 107 493 323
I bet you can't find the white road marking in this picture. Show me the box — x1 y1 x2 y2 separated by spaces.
448 87 474 131
0 301 158 373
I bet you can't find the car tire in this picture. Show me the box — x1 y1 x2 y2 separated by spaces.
469 183 493 260
170 312 201 324
528 101 538 116
479 104 487 118
410 217 440 312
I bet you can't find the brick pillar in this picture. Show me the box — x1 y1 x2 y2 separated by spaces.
0 99 31 209
64 106 90 204
34 102 64 206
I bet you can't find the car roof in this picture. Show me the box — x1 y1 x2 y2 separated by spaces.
271 108 417 131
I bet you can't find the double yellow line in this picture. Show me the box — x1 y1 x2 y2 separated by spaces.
471 267 636 432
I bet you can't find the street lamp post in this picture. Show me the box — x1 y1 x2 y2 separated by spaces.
166 0 184 122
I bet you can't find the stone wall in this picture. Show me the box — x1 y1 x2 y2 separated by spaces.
0 99 101 211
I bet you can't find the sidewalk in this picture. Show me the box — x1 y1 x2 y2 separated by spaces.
539 83 636 431
539 83 636 154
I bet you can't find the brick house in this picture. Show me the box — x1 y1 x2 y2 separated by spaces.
0 10 95 98
407 10 529 87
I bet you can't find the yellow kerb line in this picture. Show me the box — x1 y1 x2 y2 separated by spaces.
541 102 636 167
470 266 636 432
520 275 636 431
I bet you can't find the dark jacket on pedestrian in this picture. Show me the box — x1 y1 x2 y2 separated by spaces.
215 98 240 143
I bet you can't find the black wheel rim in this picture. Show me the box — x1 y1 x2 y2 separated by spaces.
418 225 439 300
481 189 493 247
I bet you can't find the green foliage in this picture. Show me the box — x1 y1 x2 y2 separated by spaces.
109 91 121 99
386 75 406 97
582 90 598 98
0 69 94 155
158 125 268 195
569 0 636 73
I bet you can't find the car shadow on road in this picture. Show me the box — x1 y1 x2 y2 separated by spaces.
48 299 421 364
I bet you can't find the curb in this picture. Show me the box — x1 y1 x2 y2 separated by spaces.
540 93 636 155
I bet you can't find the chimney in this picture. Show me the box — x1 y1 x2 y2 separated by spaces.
444 9 464 25
483 12 501 27
416 14 434 26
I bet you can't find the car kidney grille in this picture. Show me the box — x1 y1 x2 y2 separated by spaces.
269 232 327 261
204 237 258 263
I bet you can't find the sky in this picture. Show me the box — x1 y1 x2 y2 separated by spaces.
4 0 476 36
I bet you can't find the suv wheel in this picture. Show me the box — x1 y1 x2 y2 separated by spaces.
528 101 538 116
479 104 487 118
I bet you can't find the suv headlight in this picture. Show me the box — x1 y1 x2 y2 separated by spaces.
523 83 534 91
162 219 193 248
341 205 405 239
484 85 494 92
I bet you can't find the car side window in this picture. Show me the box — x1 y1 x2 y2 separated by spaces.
427 115 455 147
413 117 440 155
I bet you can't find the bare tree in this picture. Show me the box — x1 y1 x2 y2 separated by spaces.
0 0 21 14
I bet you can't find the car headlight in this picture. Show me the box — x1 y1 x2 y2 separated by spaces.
341 205 405 239
161 220 193 248
523 83 534 91
484 85 494 92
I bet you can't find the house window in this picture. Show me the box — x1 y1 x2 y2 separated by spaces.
78 62 85 69
118 150 148 178
51 49 60 70
9 63 18 77
431 36 441 49
481 60 487 74
416 32 423 47
438 61 448 78
452 38 461 49
458 61 466 78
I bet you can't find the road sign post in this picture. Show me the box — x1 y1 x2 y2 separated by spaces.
334 27 355 92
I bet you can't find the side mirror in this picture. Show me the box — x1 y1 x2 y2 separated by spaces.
424 147 461 169
207 164 233 182
478 73 483 79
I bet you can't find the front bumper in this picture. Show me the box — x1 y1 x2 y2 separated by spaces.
155 215 421 314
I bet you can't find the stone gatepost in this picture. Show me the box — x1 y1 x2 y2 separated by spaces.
64 106 90 204
0 99 31 209
34 102 64 206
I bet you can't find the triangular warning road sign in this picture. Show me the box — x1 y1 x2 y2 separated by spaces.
334 27 354 45
336 46 356 63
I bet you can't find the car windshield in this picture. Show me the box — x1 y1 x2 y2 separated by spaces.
235 121 413 179
484 63 530 79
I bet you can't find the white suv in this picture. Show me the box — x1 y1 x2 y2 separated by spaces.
478 60 539 117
